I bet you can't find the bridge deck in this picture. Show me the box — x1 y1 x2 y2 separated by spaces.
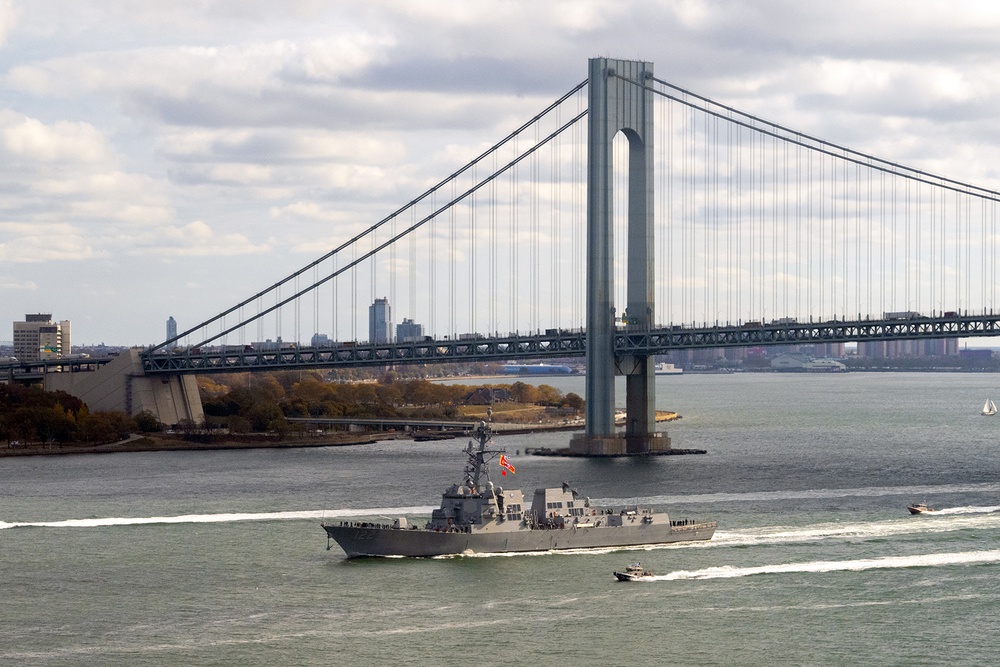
4 313 997 376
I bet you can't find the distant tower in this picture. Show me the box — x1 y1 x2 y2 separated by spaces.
166 316 177 349
396 318 424 342
369 297 393 344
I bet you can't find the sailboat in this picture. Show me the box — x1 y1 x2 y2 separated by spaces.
982 398 997 416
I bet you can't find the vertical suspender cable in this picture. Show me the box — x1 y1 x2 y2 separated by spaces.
667 99 674 323
750 126 756 320
390 203 396 332
429 192 435 335
450 177 456 336
511 135 517 332
409 208 416 329
714 115 720 323
350 245 357 341
891 174 897 310
807 149 812 319
736 124 742 322
704 111 710 323
552 106 560 329
532 121 539 333
830 153 836 318
818 151 824 317
470 164 477 335
490 153 497 333
332 258 338 343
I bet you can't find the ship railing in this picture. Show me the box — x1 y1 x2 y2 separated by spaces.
669 519 715 530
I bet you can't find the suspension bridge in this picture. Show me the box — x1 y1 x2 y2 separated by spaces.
9 57 1000 453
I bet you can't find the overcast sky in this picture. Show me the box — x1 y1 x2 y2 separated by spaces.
3 0 1000 346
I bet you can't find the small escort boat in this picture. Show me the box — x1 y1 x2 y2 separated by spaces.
614 563 654 581
907 502 935 514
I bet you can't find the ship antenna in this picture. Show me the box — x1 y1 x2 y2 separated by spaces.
466 420 495 491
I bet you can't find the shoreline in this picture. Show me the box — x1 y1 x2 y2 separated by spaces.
0 411 680 458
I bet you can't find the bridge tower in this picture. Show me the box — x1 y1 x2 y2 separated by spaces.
570 57 669 456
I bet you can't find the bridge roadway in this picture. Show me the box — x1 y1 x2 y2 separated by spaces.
4 312 999 377
141 312 1000 374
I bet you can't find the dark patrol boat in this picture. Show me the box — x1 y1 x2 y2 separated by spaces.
614 563 655 581
907 502 936 514
322 422 716 558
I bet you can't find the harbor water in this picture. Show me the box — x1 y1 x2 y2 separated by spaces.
4 372 1000 665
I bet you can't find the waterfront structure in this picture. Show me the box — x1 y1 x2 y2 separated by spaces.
396 318 424 342
771 353 847 371
13 314 70 362
369 297 393 344
166 316 177 350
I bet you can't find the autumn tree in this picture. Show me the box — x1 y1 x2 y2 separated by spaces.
564 393 585 410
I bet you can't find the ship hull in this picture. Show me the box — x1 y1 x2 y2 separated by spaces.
323 521 716 558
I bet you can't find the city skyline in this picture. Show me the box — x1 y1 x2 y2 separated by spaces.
4 2 1000 345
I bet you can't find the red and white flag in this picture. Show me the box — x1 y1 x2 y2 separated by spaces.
499 454 515 476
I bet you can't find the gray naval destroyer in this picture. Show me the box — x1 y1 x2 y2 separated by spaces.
322 422 716 558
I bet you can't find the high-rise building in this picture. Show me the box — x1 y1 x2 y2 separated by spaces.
13 314 70 362
166 316 177 349
396 318 424 342
369 297 393 343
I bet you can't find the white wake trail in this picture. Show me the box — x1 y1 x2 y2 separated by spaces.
650 549 1000 581
712 510 1000 547
0 505 436 530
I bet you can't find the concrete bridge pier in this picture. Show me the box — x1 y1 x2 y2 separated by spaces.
45 348 204 427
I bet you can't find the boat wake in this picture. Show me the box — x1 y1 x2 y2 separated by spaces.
648 549 1000 581
0 505 436 530
931 505 1000 515
713 510 1000 547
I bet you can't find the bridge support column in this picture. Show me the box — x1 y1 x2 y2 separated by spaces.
570 57 664 456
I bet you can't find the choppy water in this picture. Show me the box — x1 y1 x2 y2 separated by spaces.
3 372 1000 665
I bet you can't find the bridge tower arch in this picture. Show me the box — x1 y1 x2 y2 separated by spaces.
570 57 669 456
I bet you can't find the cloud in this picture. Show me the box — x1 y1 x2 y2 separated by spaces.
0 277 38 290
0 222 94 262
124 219 271 257
0 111 108 163
0 0 16 47
153 127 407 165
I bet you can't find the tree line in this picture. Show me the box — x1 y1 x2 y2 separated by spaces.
200 372 584 433
0 383 160 447
1 372 584 445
